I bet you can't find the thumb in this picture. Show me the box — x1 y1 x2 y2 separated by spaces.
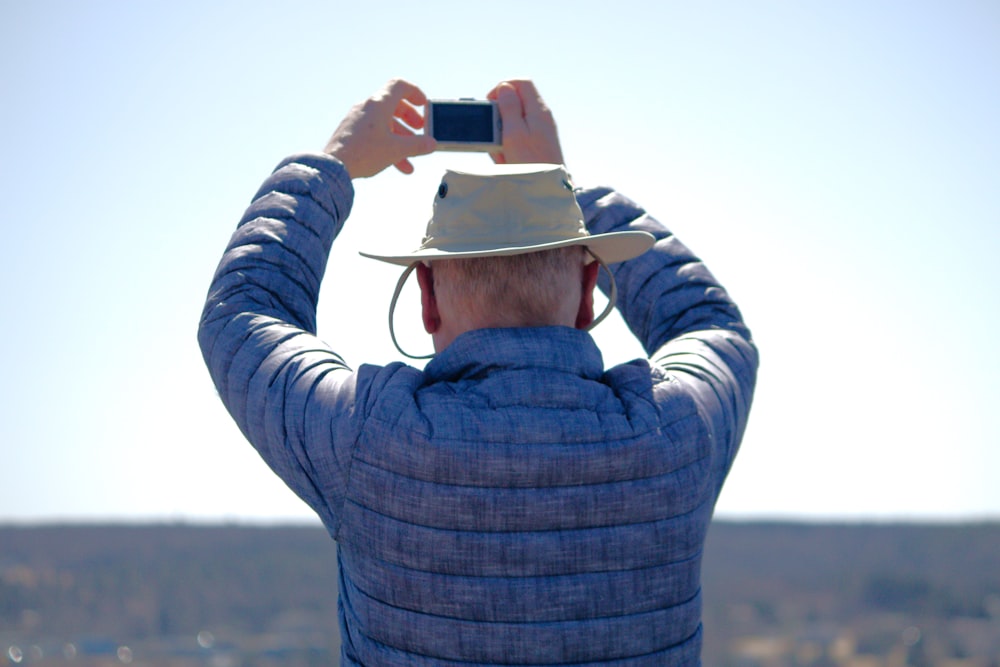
392 135 437 174
408 134 437 157
394 132 436 158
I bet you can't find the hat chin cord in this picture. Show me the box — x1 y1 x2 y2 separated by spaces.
386 249 618 361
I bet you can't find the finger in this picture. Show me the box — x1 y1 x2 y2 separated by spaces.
383 78 427 108
500 80 554 132
516 82 552 126
394 98 425 130
404 133 436 157
392 133 436 172
487 78 532 99
507 79 541 102
393 132 435 174
392 120 437 154
494 82 527 133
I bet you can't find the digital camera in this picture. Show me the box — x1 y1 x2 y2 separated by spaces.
426 99 502 152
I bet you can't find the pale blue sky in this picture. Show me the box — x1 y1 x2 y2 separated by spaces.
2 1 997 522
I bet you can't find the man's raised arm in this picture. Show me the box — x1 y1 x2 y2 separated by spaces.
196 80 436 527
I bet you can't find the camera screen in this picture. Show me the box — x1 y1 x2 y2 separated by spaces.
431 103 496 143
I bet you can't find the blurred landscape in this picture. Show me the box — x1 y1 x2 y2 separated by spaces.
1 521 998 667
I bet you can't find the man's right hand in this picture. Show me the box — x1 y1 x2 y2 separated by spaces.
486 80 565 166
324 79 437 179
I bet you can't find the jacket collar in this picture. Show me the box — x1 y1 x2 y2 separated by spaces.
423 326 605 384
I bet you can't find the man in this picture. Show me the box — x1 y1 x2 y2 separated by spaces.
199 79 758 666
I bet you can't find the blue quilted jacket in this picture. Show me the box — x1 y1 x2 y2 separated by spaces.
199 153 758 666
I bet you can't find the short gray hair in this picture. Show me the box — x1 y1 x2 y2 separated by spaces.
432 246 587 327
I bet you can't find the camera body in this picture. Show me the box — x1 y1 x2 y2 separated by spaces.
426 99 502 151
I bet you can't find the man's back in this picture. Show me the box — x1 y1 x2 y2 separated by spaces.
335 326 719 663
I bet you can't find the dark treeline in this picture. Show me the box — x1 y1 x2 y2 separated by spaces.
2 521 999 665
1 524 340 638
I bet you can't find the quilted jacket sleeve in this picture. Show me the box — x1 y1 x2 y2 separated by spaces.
197 153 360 532
579 187 759 483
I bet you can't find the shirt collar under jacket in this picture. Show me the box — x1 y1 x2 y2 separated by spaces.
422 326 606 384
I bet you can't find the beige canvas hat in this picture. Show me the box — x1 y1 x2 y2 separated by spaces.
360 163 655 265
360 163 656 359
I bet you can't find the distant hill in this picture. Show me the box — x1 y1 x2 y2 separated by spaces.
0 524 339 639
2 521 998 666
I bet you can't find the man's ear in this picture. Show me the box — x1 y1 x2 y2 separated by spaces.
575 260 601 330
416 263 440 334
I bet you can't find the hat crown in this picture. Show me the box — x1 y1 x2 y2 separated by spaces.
358 163 655 267
421 164 587 254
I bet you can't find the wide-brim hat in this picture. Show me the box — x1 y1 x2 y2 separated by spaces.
360 163 655 266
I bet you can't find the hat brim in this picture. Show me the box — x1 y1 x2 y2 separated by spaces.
360 230 655 267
